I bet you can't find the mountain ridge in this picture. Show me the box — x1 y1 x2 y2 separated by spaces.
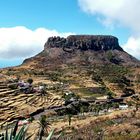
45 35 122 51
23 35 140 68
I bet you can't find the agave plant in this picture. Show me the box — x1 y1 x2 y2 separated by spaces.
38 115 51 140
0 120 32 140
46 129 63 140
45 129 54 140
37 115 63 140
0 119 62 140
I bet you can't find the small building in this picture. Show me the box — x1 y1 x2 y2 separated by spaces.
96 96 108 100
119 104 128 110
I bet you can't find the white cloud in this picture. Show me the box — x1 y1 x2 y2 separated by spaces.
78 0 140 32
0 26 73 59
78 0 140 60
122 37 140 59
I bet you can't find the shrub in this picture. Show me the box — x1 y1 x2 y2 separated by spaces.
8 83 18 89
107 51 114 61
27 78 33 84
92 74 102 83
0 120 32 140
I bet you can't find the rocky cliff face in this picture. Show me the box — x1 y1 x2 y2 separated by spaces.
45 35 123 52
23 35 140 68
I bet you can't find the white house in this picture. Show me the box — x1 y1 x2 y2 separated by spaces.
119 104 128 110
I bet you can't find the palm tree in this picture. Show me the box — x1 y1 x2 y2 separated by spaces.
107 91 114 99
89 104 95 113
93 105 100 116
27 78 33 84
39 83 48 103
105 103 111 112
38 115 51 140
80 106 84 116
0 120 33 140
67 113 72 126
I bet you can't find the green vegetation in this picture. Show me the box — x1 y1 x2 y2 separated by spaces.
106 51 121 64
87 64 129 85
67 114 72 126
38 115 51 140
100 65 129 82
48 71 63 81
72 87 104 97
62 92 80 104
0 120 58 140
27 78 33 84
91 74 102 83
8 83 18 89
107 51 115 61
0 121 32 140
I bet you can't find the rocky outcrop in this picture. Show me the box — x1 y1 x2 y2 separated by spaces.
45 35 123 52
22 35 140 68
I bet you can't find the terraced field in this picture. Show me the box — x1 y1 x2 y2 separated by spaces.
0 81 64 126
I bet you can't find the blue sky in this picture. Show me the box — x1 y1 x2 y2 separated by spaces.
0 0 140 68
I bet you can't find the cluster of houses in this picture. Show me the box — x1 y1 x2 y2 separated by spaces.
64 91 129 111
7 77 46 95
6 76 130 111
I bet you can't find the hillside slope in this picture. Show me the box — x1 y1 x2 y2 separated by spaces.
0 35 140 139
18 35 140 99
22 35 140 69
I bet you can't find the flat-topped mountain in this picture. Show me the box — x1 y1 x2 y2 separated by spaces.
45 35 122 51
1 35 140 139
23 35 140 68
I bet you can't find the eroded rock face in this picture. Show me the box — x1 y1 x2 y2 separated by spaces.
22 35 140 67
44 35 123 52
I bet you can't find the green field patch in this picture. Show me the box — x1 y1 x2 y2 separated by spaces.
71 87 106 97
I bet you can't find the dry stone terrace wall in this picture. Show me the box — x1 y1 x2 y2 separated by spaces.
45 35 123 52
0 81 64 125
